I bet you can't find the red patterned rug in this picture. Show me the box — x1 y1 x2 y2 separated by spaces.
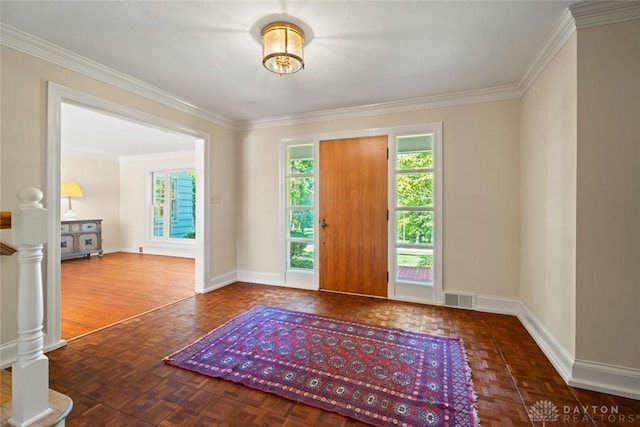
164 306 478 426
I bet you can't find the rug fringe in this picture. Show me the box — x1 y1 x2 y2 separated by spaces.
461 339 481 427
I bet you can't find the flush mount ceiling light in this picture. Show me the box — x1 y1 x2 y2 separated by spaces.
262 21 305 75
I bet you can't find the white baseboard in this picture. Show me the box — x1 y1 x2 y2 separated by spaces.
237 270 317 291
105 246 196 258
237 270 283 286
203 271 237 293
100 248 121 255
517 302 640 400
570 359 640 400
273 281 318 291
517 302 574 382
122 243 196 259
475 294 520 315
388 295 442 306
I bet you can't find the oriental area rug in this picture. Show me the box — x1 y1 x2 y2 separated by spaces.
164 306 478 427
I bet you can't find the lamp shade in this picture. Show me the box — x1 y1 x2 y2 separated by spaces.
262 22 304 75
61 181 83 198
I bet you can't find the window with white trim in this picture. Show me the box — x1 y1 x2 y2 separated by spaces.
151 170 196 240
394 134 435 284
285 144 315 271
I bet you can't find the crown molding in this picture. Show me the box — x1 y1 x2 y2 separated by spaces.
0 24 236 130
0 22 521 133
570 1 640 29
238 85 521 131
6 3 637 133
519 1 640 96
519 8 576 95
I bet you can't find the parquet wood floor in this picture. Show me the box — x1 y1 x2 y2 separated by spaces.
43 282 639 426
61 253 195 339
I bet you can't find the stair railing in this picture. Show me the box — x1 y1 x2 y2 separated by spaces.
9 187 52 426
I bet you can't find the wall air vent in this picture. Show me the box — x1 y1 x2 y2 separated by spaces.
444 293 475 309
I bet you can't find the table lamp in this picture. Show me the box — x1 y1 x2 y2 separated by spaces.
61 181 83 220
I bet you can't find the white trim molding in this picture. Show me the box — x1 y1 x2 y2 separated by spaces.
237 270 320 291
518 301 640 400
0 24 234 130
3 5 640 132
239 85 520 131
204 271 238 293
513 1 640 97
570 360 640 400
517 302 575 383
237 270 285 287
46 82 211 349
137 241 196 259
570 1 640 29
519 8 576 95
474 295 520 315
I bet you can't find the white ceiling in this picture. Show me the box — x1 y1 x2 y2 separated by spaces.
1 0 578 128
61 103 196 159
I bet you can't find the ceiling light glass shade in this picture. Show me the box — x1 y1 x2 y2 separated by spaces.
262 22 304 75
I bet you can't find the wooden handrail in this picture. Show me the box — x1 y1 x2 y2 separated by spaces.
0 211 11 229
1 242 17 256
1 211 15 255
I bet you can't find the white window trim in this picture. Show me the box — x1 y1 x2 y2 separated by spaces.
280 123 443 304
280 140 318 289
148 168 197 243
388 123 443 305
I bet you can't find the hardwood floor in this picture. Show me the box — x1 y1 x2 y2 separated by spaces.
44 282 639 426
61 253 195 339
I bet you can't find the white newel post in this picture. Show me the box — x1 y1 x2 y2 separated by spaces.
10 187 53 426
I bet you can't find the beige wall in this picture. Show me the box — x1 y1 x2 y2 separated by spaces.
520 34 577 354
61 154 122 251
3 17 636 377
575 20 640 369
119 154 195 252
0 46 237 344
237 99 522 298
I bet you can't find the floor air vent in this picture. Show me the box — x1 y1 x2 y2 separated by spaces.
444 293 475 309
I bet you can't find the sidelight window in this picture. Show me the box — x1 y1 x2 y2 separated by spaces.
394 134 435 284
285 144 315 271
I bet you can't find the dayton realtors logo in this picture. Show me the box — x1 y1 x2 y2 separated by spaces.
528 400 640 424
527 400 559 426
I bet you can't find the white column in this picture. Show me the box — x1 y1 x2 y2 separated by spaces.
10 187 53 427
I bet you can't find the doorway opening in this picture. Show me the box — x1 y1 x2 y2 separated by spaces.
46 83 209 348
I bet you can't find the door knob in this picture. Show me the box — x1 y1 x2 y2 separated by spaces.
321 219 328 229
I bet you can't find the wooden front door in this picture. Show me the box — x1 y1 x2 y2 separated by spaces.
319 136 388 297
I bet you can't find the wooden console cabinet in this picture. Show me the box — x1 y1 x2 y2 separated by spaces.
61 219 103 260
